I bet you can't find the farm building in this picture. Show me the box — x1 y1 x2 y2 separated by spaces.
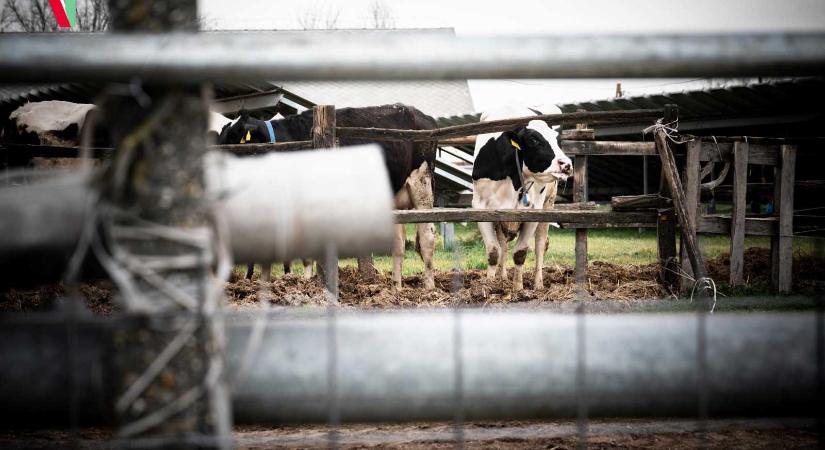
437 77 825 205
1 3 824 445
0 28 476 205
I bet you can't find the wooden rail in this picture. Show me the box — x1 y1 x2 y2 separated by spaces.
0 137 806 164
394 209 656 224
336 109 662 142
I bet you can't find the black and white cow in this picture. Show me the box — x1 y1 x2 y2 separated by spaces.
4 100 234 147
472 107 572 290
218 104 438 290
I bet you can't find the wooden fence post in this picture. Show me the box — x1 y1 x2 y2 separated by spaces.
656 105 679 289
654 105 709 296
103 1 232 447
312 105 339 293
771 145 797 292
680 139 702 293
730 141 749 286
572 113 590 296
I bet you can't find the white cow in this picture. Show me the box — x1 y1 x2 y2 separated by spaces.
471 106 572 290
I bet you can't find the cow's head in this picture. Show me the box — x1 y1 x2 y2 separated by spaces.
217 111 269 145
511 120 572 182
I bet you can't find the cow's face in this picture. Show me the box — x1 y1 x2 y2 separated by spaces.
217 112 268 145
515 120 572 182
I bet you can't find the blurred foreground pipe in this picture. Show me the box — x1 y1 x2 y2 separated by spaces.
0 312 819 426
0 145 393 286
208 144 393 262
1 32 824 81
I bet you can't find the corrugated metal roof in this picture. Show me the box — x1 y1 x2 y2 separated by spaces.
560 77 825 137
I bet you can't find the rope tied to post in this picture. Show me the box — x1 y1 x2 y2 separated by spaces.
642 118 691 145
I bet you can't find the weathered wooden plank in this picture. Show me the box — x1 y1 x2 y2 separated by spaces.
657 209 678 287
611 194 671 211
698 215 776 236
681 140 702 292
573 153 589 290
654 112 708 285
554 201 598 210
698 141 778 165
561 128 595 141
729 142 749 286
562 140 657 156
311 105 339 293
337 109 663 142
393 209 657 224
775 145 797 292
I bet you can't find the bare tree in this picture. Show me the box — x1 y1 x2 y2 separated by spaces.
368 0 394 29
298 3 341 30
1 0 108 32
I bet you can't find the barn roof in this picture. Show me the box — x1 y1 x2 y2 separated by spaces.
559 77 825 138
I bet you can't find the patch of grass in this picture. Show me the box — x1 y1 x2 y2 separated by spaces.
246 223 821 281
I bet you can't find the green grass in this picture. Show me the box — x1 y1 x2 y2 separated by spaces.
248 223 821 278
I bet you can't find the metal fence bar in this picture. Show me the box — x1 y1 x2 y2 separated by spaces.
0 312 819 425
1 33 824 82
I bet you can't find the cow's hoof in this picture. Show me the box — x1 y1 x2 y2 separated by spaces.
393 282 403 291
513 281 524 291
423 279 436 290
534 278 544 290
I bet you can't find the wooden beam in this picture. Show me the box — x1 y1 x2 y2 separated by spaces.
773 145 797 292
681 140 702 292
393 209 657 224
337 109 662 142
699 215 776 236
657 209 678 287
656 105 679 289
562 140 657 156
311 105 340 293
729 141 749 286
611 194 671 211
654 106 709 287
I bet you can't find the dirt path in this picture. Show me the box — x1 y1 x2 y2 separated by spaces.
0 419 817 449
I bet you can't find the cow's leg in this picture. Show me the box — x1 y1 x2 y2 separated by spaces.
283 262 291 274
245 264 254 280
534 223 549 289
478 221 501 279
415 223 436 289
405 162 436 290
261 263 272 282
512 222 539 291
496 226 508 280
392 224 406 289
302 259 314 280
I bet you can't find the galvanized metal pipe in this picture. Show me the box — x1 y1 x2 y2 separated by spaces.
0 312 819 426
0 33 823 82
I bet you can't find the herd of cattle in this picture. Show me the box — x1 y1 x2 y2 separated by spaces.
2 100 572 291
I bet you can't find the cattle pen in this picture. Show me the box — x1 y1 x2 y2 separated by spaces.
3 104 810 296
0 2 824 448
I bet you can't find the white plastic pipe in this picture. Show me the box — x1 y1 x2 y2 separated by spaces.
208 144 394 262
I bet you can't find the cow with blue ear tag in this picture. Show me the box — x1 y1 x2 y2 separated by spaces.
471 106 572 291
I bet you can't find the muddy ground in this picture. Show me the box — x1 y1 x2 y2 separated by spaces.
0 419 819 449
2 247 822 315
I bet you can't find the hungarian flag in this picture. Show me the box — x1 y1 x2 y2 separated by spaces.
48 0 76 28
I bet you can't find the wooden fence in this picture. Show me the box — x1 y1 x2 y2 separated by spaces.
0 105 805 293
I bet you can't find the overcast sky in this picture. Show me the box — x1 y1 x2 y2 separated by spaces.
199 0 825 110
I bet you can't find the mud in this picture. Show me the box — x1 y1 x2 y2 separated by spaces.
2 247 822 316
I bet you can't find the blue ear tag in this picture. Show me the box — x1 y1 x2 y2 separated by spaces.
521 192 530 206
